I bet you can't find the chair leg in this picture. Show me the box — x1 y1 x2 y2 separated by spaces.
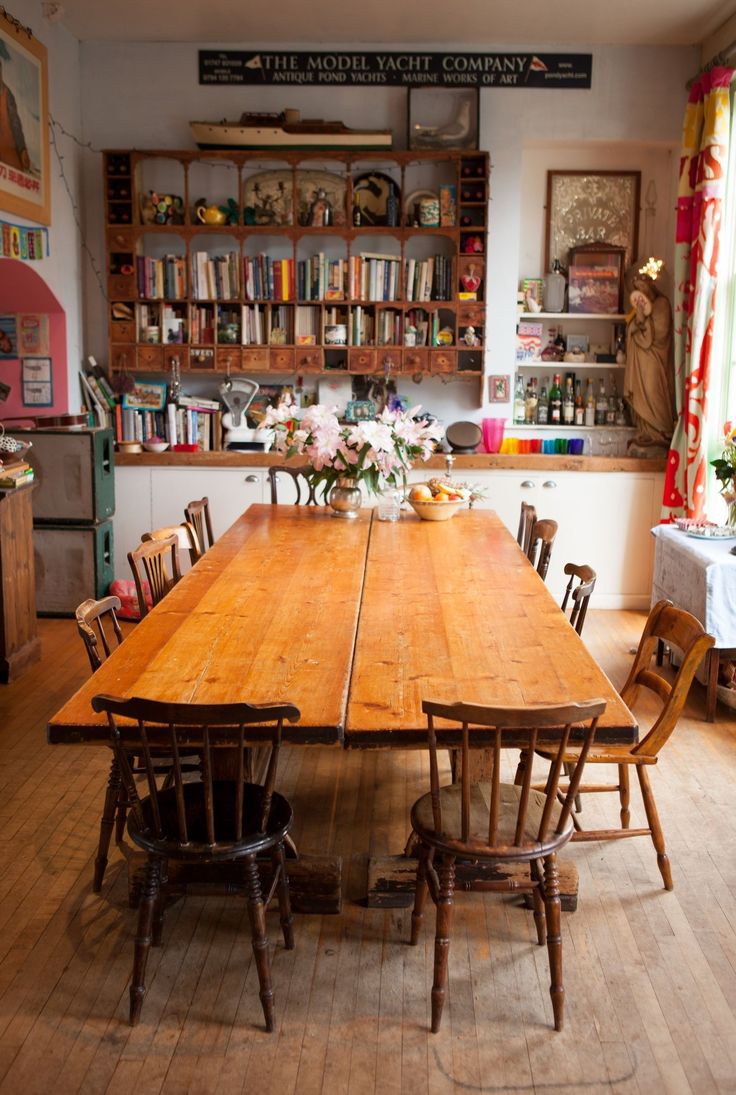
244 853 275 1032
152 858 167 946
529 859 546 945
619 764 631 828
410 843 431 946
130 856 161 1025
431 856 455 1034
273 843 294 950
543 853 564 1032
94 755 122 892
636 766 673 891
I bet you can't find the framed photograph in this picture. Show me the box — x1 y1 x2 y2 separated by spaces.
122 378 167 412
0 314 17 359
545 171 640 272
0 13 50 224
407 87 479 151
488 374 510 403
567 244 626 314
21 355 52 406
566 333 589 354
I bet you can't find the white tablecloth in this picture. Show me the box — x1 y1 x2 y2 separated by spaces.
651 525 736 649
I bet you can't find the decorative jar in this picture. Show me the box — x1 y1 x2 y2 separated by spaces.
328 477 362 519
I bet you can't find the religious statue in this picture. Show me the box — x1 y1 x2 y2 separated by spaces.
623 270 676 456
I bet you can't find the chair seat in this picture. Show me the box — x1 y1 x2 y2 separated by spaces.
411 781 573 860
534 743 657 765
129 781 293 861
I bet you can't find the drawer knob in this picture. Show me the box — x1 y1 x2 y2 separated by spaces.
244 474 258 483
543 480 557 489
521 480 536 489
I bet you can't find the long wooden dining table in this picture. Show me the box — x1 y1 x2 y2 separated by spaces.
48 504 637 910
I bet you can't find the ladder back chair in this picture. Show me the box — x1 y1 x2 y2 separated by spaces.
524 600 714 891
184 496 215 552
526 518 558 581
142 522 202 567
560 563 597 636
516 501 537 556
128 534 181 618
91 693 301 1030
268 465 320 505
409 697 606 1033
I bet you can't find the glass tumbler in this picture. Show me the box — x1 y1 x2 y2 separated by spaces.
377 487 402 522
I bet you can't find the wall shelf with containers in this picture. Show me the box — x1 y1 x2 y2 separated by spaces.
103 148 489 401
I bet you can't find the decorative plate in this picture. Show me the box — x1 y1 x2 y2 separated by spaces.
686 526 736 540
353 171 400 227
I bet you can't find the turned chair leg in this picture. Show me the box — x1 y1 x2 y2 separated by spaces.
410 843 431 946
152 858 167 946
244 853 275 1032
543 853 564 1032
94 754 122 892
273 843 294 950
636 765 673 890
619 764 631 828
529 859 546 945
130 856 161 1025
431 856 456 1034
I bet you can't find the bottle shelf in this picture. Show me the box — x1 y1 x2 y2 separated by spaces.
519 312 628 321
516 360 626 370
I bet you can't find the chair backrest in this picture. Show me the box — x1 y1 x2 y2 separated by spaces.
421 698 606 856
91 694 301 852
184 497 215 552
560 562 597 636
527 518 558 581
142 522 202 567
128 534 181 618
75 595 123 672
622 599 715 758
268 465 320 506
517 501 537 555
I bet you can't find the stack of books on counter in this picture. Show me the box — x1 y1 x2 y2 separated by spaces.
0 462 34 490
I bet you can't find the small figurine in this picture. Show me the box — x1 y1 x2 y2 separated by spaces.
309 188 332 227
461 234 483 254
461 265 481 294
462 325 479 347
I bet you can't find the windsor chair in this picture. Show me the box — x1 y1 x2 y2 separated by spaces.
184 496 215 552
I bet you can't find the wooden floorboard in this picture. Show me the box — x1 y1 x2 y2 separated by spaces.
0 612 735 1092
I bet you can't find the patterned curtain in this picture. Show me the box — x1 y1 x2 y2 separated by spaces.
662 66 735 521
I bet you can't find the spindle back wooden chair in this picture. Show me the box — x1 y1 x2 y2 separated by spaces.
184 496 215 552
526 600 714 891
560 563 597 636
128 534 181 618
268 465 320 505
516 501 537 556
142 522 202 567
91 693 301 1030
409 697 606 1033
527 518 558 581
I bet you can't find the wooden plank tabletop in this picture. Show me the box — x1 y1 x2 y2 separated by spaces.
345 509 636 747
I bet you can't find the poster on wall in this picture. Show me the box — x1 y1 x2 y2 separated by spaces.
17 312 48 354
0 13 50 225
0 314 17 359
21 355 52 405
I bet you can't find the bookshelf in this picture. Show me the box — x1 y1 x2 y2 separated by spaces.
103 148 489 399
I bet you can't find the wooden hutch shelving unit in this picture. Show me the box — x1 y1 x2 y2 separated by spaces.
103 148 489 399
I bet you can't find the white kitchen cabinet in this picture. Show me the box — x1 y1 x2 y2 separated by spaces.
112 466 152 578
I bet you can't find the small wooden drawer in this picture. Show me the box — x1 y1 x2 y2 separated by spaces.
270 348 295 371
294 348 324 372
163 347 189 371
136 345 164 371
376 350 400 374
402 349 429 374
349 349 376 373
106 228 135 250
110 320 135 343
189 347 216 370
111 345 135 371
430 350 457 374
108 275 136 298
457 304 485 327
220 348 246 371
456 349 483 373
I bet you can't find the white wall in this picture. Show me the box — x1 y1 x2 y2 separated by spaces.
75 39 697 426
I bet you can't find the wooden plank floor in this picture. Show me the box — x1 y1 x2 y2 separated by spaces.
1 612 735 1093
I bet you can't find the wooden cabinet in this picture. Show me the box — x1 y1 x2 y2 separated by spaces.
0 486 41 681
103 148 489 400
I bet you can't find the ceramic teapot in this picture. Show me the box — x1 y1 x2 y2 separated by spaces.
196 203 228 226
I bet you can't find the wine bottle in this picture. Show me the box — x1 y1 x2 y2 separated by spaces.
584 379 595 427
549 373 562 425
595 378 608 426
513 376 526 424
563 376 575 425
574 380 584 426
537 379 549 425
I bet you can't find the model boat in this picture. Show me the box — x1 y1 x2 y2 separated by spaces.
190 109 392 151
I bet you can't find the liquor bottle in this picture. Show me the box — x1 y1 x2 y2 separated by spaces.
574 380 585 426
595 378 608 426
525 377 538 424
554 328 566 356
537 379 549 425
513 375 526 424
584 379 595 427
562 376 575 425
543 258 566 313
549 373 562 425
606 374 618 426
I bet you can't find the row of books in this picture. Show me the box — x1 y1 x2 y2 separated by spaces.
0 461 34 490
348 254 402 302
114 400 225 451
191 251 240 301
244 255 295 302
136 255 186 300
405 256 454 302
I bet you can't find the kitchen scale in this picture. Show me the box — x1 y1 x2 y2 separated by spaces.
220 378 273 450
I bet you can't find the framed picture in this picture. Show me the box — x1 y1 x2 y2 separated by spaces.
407 87 479 151
122 378 167 411
545 171 640 272
0 13 50 224
489 374 510 403
566 333 589 354
21 355 52 406
0 314 17 359
567 244 626 314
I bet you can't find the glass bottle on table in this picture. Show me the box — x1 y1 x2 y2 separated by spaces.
549 373 562 425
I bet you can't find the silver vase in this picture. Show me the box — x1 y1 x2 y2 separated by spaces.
328 476 362 519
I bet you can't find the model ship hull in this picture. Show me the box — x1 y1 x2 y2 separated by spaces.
190 120 392 152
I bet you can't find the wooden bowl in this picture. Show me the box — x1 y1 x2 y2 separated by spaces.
408 496 465 522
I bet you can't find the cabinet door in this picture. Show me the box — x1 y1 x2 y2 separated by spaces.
150 468 265 543
113 467 152 578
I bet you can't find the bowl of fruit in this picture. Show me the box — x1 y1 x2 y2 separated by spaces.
407 479 471 521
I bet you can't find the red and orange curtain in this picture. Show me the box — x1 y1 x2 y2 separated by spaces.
662 66 734 521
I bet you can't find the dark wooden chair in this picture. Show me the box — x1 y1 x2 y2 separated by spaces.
525 600 714 890
91 693 301 1030
527 518 558 581
184 496 215 552
268 465 320 505
560 563 597 636
516 501 537 556
75 595 126 892
128 534 181 618
409 697 606 1033
142 522 202 567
